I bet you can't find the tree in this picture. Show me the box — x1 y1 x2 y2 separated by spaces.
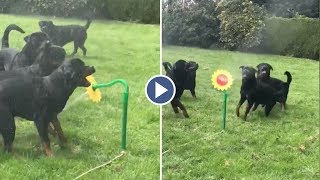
217 0 266 50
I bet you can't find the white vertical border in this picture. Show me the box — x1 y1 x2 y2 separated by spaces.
159 0 163 180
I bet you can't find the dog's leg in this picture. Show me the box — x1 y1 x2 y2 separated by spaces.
171 101 180 114
236 95 246 117
265 102 276 117
71 42 79 57
175 99 189 118
79 44 87 57
0 111 15 153
190 89 196 98
51 118 67 146
35 120 52 156
244 101 254 121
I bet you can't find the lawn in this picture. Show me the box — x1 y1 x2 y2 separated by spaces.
162 46 319 179
0 14 160 179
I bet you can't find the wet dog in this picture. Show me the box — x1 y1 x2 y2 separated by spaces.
39 19 92 56
183 61 199 98
236 66 279 120
163 60 196 118
0 24 52 71
11 45 66 76
0 58 95 156
256 63 292 110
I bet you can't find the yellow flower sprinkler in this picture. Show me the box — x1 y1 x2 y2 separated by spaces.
86 75 102 103
211 69 233 129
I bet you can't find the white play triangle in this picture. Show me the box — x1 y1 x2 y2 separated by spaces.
155 82 168 98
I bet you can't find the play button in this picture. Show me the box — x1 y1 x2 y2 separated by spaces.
145 75 176 105
155 82 168 98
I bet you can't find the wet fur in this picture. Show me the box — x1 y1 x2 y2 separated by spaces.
0 58 95 156
39 19 92 56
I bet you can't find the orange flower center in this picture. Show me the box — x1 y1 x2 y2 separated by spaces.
217 74 228 86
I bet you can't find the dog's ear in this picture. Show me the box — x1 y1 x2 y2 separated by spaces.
187 63 198 71
239 66 244 69
173 64 177 70
268 64 273 71
24 35 30 43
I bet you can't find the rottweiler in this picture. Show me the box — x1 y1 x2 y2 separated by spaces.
39 19 92 56
183 60 199 98
0 58 95 156
163 60 190 118
256 63 292 110
236 66 280 120
0 24 52 71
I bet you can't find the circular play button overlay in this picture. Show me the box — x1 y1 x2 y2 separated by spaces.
145 75 176 105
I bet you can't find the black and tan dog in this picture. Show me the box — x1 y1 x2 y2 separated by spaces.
256 63 292 110
0 58 95 156
163 60 198 118
0 24 52 71
39 19 92 56
183 61 199 98
11 45 66 76
236 66 280 120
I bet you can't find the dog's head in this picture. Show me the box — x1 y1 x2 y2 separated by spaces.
239 66 257 81
39 21 54 33
256 63 273 79
173 60 187 72
59 58 95 87
24 32 50 45
36 45 66 76
23 32 52 55
185 61 199 76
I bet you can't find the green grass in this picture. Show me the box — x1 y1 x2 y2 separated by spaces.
0 14 160 179
162 46 319 179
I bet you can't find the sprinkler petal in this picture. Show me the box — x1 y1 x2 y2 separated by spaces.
86 75 102 103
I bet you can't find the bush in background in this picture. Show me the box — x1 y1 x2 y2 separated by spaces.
217 0 266 50
162 0 220 48
256 17 320 60
0 0 159 24
252 0 319 18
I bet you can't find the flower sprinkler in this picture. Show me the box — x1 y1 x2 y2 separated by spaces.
85 75 129 151
211 70 233 130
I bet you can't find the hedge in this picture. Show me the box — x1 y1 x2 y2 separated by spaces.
162 0 220 48
0 0 160 24
254 17 320 60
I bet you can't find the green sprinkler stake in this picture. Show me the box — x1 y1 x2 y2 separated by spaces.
86 76 129 151
211 70 233 130
92 80 129 151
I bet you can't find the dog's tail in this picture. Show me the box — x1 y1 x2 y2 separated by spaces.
162 62 173 74
284 71 292 85
84 19 92 30
1 24 25 49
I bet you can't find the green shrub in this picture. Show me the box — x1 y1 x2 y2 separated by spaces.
162 0 220 48
217 0 266 50
252 0 319 18
0 0 159 24
102 0 160 24
257 17 320 60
